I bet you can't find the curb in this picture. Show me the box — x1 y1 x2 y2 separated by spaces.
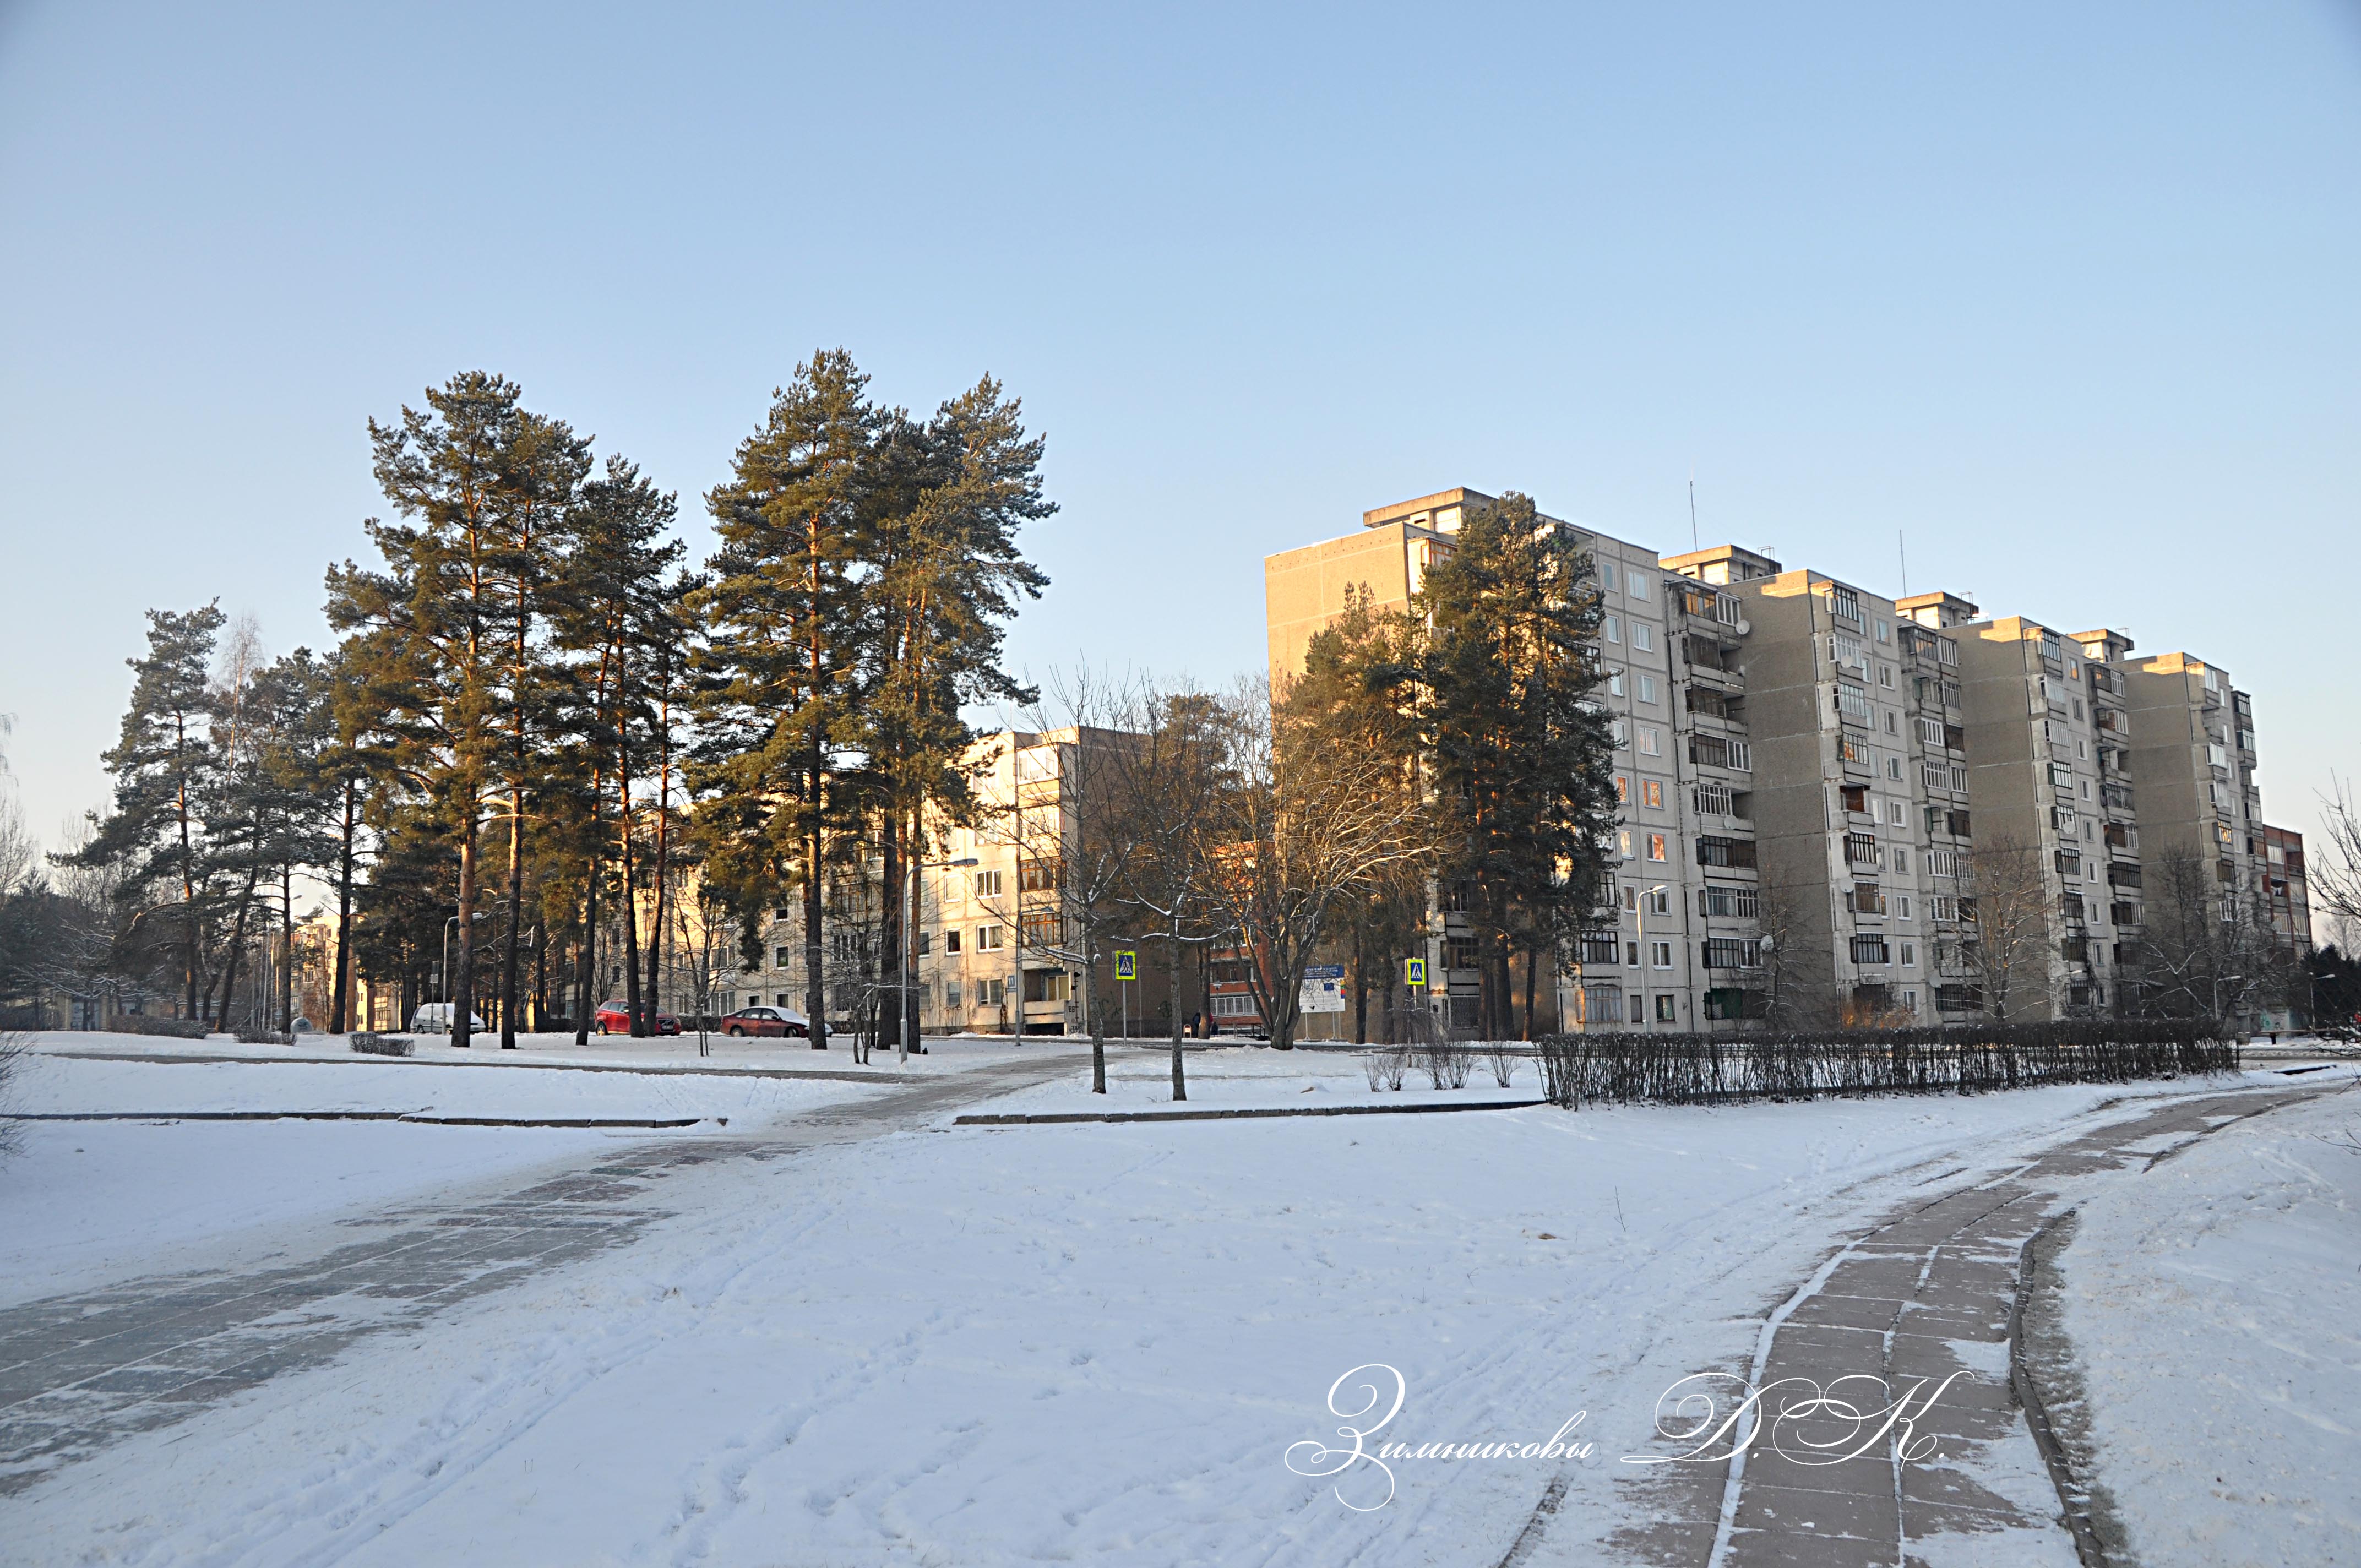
956 1098 1547 1126
3 1110 712 1129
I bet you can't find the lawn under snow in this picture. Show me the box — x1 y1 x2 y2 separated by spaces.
2060 1079 2361 1566
4 1060 2265 1568
33 1026 1081 1075
0 1038 895 1306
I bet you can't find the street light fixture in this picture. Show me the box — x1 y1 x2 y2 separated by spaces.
903 855 978 1064
1635 883 1669 1030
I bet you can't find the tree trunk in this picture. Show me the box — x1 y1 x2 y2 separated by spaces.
1168 922 1187 1101
280 863 296 1033
574 870 596 1047
902 806 922 1053
453 806 479 1047
880 811 902 1052
803 822 828 1049
501 784 525 1048
1350 919 1369 1045
644 709 673 1041
1521 943 1537 1041
212 863 259 1031
329 777 355 1034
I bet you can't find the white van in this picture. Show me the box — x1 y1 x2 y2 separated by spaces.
406 1003 488 1035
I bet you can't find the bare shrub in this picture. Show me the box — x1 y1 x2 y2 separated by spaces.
1484 1041 1518 1089
1383 1046 1408 1091
1421 1039 1472 1090
0 1031 26 1161
1532 1020 2235 1109
1362 1050 1388 1092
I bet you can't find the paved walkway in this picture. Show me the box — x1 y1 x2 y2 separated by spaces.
0 1054 1076 1498
1600 1080 2336 1568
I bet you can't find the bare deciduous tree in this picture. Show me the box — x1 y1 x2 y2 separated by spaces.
1193 678 1432 1052
1957 834 2052 1022
2135 845 2289 1030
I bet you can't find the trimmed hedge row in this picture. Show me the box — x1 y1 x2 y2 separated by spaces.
1532 1020 2235 1109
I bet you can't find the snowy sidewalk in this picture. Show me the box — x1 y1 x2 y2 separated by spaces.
1597 1079 2338 1568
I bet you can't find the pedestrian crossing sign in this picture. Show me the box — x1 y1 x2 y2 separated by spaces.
1114 950 1136 981
1405 957 1427 988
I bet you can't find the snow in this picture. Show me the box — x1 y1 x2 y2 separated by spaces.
978 1041 1541 1113
2059 1080 2361 1567
31 1026 1087 1076
2 1062 2249 1567
0 1043 882 1306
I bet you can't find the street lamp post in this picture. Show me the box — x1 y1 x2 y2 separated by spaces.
1634 883 1668 1030
904 855 978 1065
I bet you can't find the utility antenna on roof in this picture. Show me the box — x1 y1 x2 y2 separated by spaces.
1689 476 1699 552
1898 531 1909 598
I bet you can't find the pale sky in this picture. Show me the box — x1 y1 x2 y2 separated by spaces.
2 2 2356 887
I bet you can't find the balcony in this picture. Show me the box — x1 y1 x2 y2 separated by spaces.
1696 836 1758 870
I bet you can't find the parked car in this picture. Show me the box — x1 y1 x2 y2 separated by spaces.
594 1000 682 1036
406 1003 487 1034
717 1005 809 1038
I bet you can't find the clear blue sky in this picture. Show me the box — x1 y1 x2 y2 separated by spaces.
3 2 2356 875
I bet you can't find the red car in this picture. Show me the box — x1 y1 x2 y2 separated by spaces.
594 1000 681 1036
717 1005 809 1038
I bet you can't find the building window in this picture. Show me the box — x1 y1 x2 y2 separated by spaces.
1615 774 1629 801
1629 574 1651 602
1625 942 1641 967
1638 674 1657 705
1608 671 1626 697
945 929 961 954
1600 562 1619 591
977 924 1004 951
1633 622 1655 651
1900 942 1917 967
1638 727 1661 756
1897 895 1912 918
1619 830 1634 860
1851 935 1891 964
973 868 1004 897
1653 993 1677 1021
1641 778 1664 809
1727 739 1751 771
1604 614 1621 644
774 946 791 968
1646 887 1670 914
1887 756 1902 780
1613 721 1630 750
1646 833 1668 862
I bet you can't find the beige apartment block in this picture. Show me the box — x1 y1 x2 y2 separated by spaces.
1678 556 1962 1023
2108 650 2268 916
1265 488 1747 1033
1900 606 2119 1020
743 727 1169 1039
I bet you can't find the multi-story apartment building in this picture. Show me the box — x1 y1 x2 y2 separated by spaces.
1268 488 2291 1033
740 726 1167 1039
1267 488 1748 1033
1668 554 1966 1024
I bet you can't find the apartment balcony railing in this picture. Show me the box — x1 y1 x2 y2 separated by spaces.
1696 836 1758 870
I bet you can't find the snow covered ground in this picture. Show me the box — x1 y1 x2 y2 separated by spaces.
0 1042 899 1307
33 1026 1086 1075
2060 1079 2361 1566
2 1054 2276 1567
979 1039 1540 1113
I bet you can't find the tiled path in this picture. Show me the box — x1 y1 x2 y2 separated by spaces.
1606 1081 2333 1568
0 1055 1074 1498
